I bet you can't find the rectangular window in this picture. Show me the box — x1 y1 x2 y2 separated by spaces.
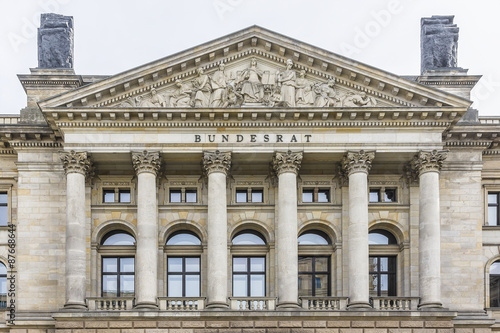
298 256 330 296
232 257 265 297
169 188 198 204
370 188 397 203
369 256 396 296
235 188 264 203
167 257 201 297
170 189 182 203
102 257 135 297
103 190 115 203
185 190 197 203
488 193 500 226
251 189 264 203
103 188 132 204
0 192 7 226
236 189 248 203
119 189 131 203
302 188 330 203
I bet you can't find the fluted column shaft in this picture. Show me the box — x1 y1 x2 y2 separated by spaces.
411 150 447 308
60 151 93 309
132 151 161 309
273 151 303 308
342 150 374 309
203 150 231 308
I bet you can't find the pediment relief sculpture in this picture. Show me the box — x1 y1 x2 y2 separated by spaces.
118 58 379 108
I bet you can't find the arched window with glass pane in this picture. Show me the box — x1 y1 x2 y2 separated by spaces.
231 230 267 297
0 263 6 308
166 231 202 297
298 231 332 297
490 261 500 307
100 231 136 297
369 229 398 297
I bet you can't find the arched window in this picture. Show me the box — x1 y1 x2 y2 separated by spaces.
100 231 135 298
490 261 500 307
0 263 6 308
298 230 333 297
369 229 398 297
231 230 267 297
166 231 202 297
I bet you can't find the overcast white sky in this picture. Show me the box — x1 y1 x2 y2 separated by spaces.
1 0 500 116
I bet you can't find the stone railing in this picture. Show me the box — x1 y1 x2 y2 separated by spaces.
87 297 135 310
300 297 348 310
371 297 419 310
229 297 276 310
480 117 500 125
0 116 19 125
158 297 205 311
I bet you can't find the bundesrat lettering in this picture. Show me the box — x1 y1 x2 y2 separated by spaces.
194 134 312 143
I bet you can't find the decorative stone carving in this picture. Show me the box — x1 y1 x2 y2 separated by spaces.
295 70 315 106
410 149 448 176
171 79 193 107
276 59 297 107
342 92 377 107
421 16 459 73
141 88 166 107
341 150 375 176
132 151 161 176
38 13 74 69
210 63 229 107
202 150 232 176
272 150 303 176
238 58 265 103
314 79 339 107
60 150 93 176
193 68 211 107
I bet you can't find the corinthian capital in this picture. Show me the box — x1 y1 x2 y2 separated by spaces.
410 150 448 176
341 150 375 176
60 150 93 176
132 151 161 176
272 150 303 176
202 150 231 176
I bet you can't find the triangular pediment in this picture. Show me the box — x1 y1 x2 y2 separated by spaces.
39 25 472 111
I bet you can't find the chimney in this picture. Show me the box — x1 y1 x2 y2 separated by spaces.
38 13 74 69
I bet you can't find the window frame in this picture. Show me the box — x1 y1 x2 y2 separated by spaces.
166 256 201 297
0 185 13 227
230 178 269 205
232 256 266 297
298 177 336 205
368 229 399 297
298 256 331 297
487 191 500 226
369 255 397 297
369 187 398 203
164 177 203 205
101 256 135 297
96 177 136 205
0 262 6 309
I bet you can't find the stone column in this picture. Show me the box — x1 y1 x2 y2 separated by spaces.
60 150 93 309
341 150 375 309
272 150 303 308
132 151 161 309
411 150 447 308
203 150 231 308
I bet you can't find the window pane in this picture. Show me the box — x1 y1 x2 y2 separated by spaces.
369 189 380 202
252 190 263 203
317 189 329 202
0 263 6 275
369 233 390 245
250 258 265 272
298 257 313 272
167 233 201 245
491 275 500 307
168 258 183 272
185 258 200 272
102 275 117 297
102 232 135 246
489 207 498 226
298 232 329 245
236 190 247 203
315 275 329 296
250 275 265 297
369 274 378 295
121 275 135 296
103 258 117 273
119 190 131 203
380 275 389 296
0 277 6 295
233 275 247 297
103 190 115 203
185 190 197 203
298 274 312 296
0 206 7 226
185 275 200 297
489 194 498 204
232 233 265 245
369 257 378 271
384 189 397 202
120 258 134 273
379 257 388 271
233 258 247 272
170 190 182 203
0 193 7 204
167 275 182 297
302 189 313 203
491 262 500 275
315 257 329 272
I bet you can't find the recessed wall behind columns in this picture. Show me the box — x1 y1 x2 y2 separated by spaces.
16 149 67 311
440 148 484 311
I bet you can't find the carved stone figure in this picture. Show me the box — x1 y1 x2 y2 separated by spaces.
141 88 166 107
193 68 212 107
171 79 193 107
421 16 459 73
226 82 243 107
239 58 264 103
277 59 297 107
120 96 142 107
210 63 229 107
314 79 338 107
342 92 377 107
295 70 315 106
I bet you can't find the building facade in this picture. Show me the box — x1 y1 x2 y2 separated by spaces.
0 12 498 333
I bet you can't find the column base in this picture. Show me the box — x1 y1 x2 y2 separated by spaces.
63 302 87 310
134 302 158 310
277 302 300 310
206 301 229 309
347 301 372 310
418 301 443 309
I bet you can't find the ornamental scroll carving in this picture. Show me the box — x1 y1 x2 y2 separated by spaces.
60 150 93 177
120 58 378 108
410 150 448 177
340 150 375 176
131 151 161 176
272 150 303 176
202 150 232 176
